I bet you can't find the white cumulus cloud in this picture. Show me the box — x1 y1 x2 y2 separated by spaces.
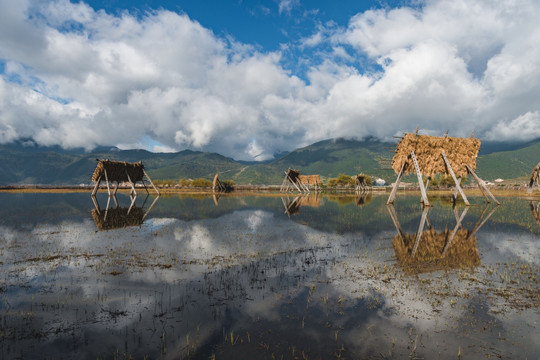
0 0 539 160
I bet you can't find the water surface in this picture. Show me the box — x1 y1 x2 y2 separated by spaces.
0 192 539 359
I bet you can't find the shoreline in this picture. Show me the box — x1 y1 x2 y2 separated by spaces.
1 184 538 199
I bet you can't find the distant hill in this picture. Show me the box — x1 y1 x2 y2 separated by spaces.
476 138 540 181
0 137 538 185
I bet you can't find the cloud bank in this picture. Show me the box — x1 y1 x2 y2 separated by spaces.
1 0 539 160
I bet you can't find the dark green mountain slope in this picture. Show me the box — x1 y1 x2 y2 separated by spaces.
476 138 540 180
234 138 395 184
0 137 538 185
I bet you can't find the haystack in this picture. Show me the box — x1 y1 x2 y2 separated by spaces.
213 173 234 193
280 168 310 193
299 175 321 190
355 174 370 191
387 131 498 206
392 133 480 177
92 160 145 183
392 229 480 275
527 162 540 193
91 159 159 196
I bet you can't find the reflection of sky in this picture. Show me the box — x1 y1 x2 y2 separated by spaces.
0 194 538 359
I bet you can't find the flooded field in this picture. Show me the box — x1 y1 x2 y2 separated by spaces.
0 192 539 359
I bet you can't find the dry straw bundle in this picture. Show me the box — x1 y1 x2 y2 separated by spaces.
286 169 302 184
91 207 145 231
299 175 321 186
92 160 145 183
392 228 480 274
392 133 481 177
530 162 540 185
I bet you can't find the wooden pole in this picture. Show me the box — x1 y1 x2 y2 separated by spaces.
104 169 111 197
125 170 137 197
411 151 430 206
142 169 160 195
441 151 469 206
91 176 101 196
465 164 500 205
387 163 406 205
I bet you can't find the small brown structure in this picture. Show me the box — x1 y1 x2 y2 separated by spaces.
299 175 321 191
387 131 499 206
355 174 370 191
527 162 540 194
213 173 233 193
91 159 159 197
280 168 310 193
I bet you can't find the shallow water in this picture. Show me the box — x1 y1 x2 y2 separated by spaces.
0 192 539 359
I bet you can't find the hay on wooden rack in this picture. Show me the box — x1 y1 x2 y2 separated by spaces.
529 162 540 186
299 175 321 186
92 160 145 183
91 207 144 231
286 169 301 184
391 133 480 177
392 228 480 274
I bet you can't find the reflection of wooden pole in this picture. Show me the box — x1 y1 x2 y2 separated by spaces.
443 206 469 255
142 195 160 221
387 162 406 205
412 206 429 257
465 205 499 242
386 204 404 240
465 164 500 205
91 195 100 214
441 151 469 206
411 151 430 206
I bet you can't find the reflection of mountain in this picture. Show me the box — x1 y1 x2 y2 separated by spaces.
388 205 497 274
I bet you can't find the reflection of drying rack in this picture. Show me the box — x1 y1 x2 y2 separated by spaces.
531 201 540 226
91 194 159 230
387 203 498 274
281 194 322 216
355 190 372 206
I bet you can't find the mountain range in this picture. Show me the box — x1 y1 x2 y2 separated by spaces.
0 137 538 186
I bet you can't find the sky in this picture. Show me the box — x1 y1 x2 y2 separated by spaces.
1 0 540 160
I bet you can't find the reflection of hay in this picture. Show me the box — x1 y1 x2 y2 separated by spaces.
529 162 540 189
531 202 540 225
356 193 372 206
393 229 480 274
392 133 480 176
92 160 145 183
92 207 144 230
298 196 321 207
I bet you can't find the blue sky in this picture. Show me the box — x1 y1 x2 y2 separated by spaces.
0 0 539 160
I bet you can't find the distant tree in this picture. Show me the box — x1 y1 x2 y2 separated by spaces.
327 174 355 187
179 178 191 187
191 178 212 187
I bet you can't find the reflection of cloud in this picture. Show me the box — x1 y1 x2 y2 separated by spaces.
481 231 540 264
